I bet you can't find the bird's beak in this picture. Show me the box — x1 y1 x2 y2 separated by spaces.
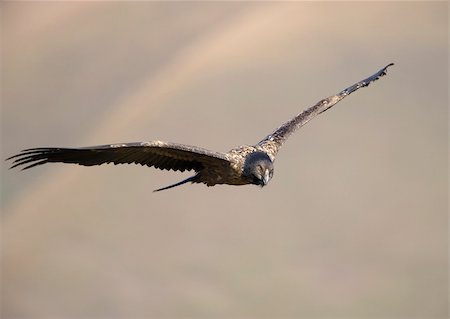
262 169 270 186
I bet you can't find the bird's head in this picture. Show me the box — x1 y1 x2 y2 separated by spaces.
243 151 274 187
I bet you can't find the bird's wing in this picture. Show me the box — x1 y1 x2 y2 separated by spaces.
7 141 230 172
257 63 394 159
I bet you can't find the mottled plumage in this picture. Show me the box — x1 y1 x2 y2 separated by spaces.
7 64 393 191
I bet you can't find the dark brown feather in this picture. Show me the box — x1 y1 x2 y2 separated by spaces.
7 141 229 173
257 63 394 158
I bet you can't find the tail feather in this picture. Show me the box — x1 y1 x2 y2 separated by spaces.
153 175 197 192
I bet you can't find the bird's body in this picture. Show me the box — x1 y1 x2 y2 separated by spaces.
7 64 393 191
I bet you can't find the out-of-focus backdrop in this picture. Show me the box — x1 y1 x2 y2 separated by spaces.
1 2 448 318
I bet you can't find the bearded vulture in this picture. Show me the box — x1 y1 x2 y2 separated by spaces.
7 63 394 191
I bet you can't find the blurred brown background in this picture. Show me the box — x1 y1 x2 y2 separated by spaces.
1 2 448 318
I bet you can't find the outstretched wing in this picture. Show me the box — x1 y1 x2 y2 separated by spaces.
7 141 230 172
257 63 394 158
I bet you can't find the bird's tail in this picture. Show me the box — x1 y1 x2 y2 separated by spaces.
153 175 197 192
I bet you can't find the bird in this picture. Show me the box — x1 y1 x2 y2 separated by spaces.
7 63 393 192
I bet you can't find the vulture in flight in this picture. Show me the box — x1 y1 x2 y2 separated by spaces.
7 63 393 192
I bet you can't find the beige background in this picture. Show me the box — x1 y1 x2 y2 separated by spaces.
1 2 448 318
